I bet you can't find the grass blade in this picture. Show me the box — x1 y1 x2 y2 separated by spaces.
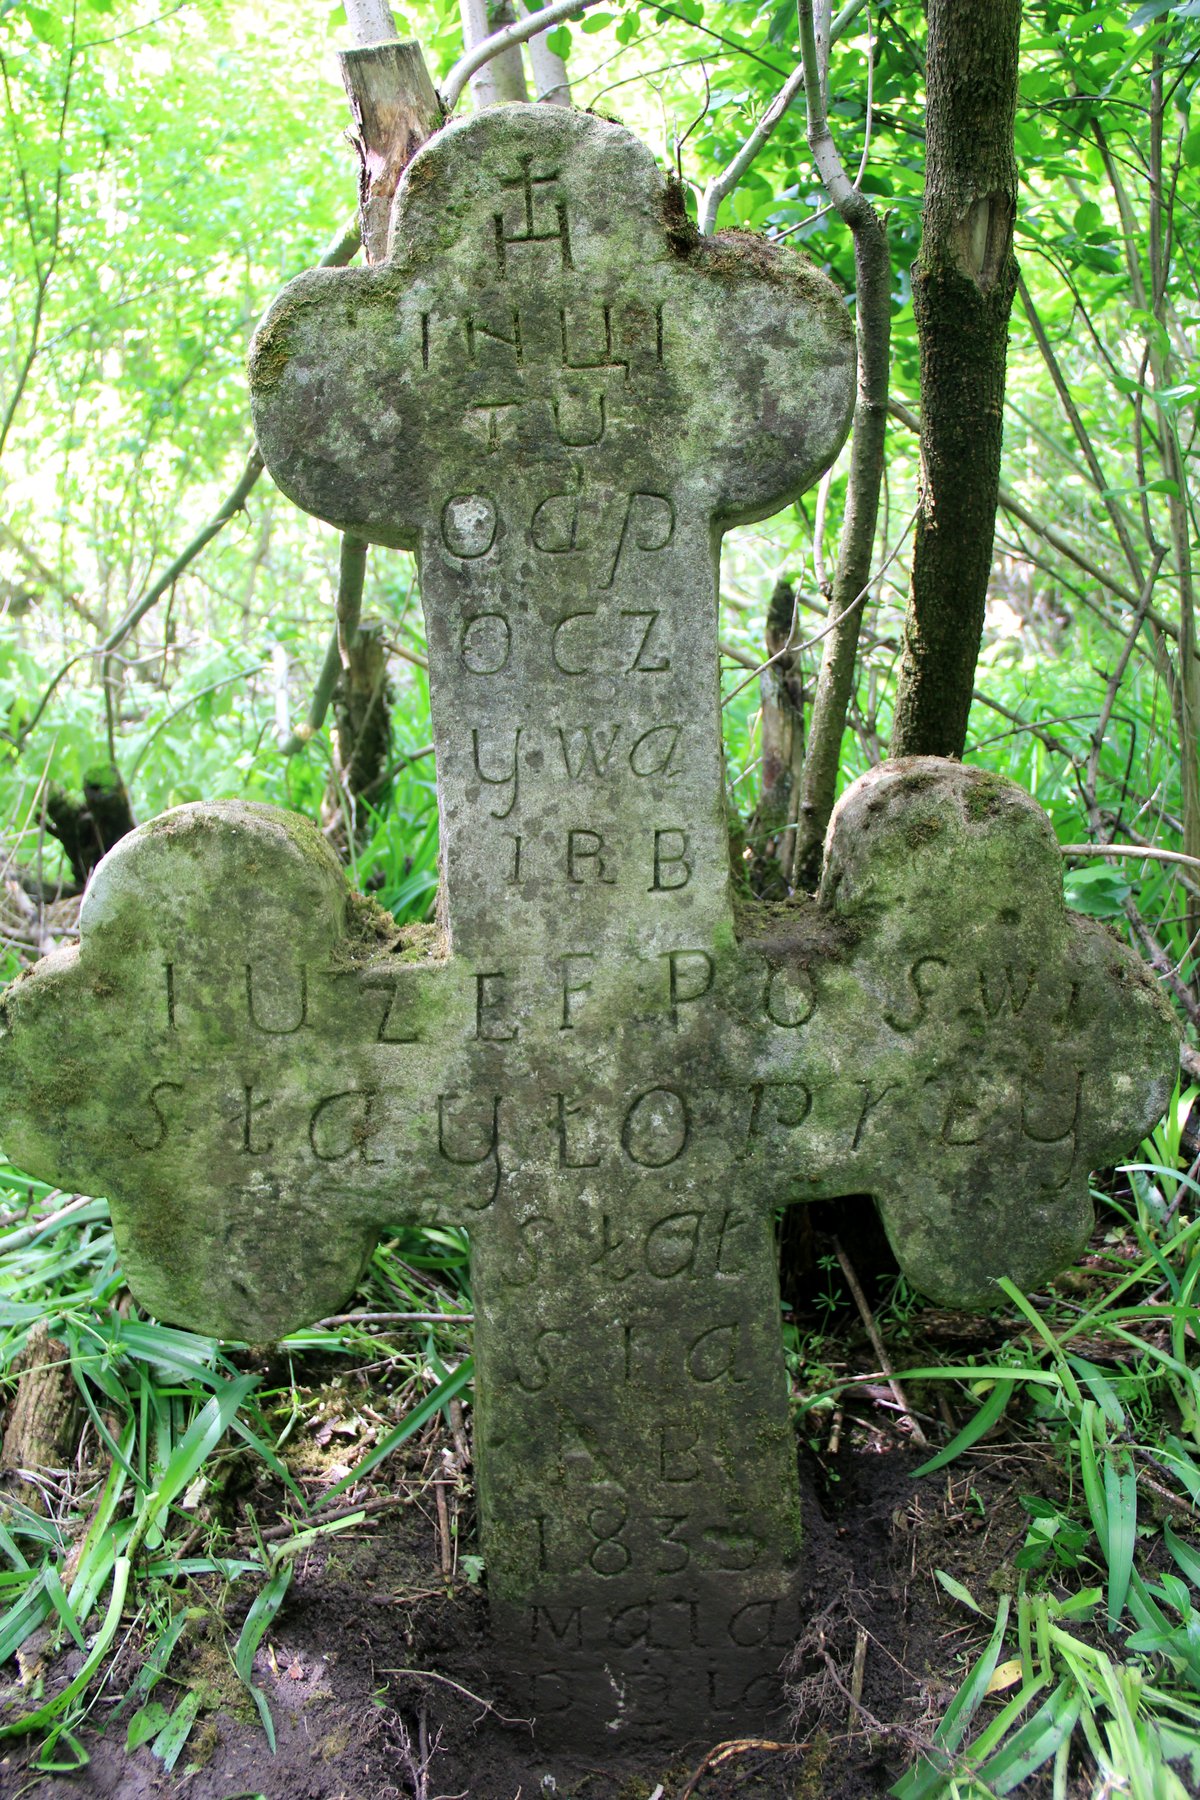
891 1596 1012 1797
976 1683 1083 1794
318 1357 473 1505
1104 1444 1137 1629
234 1562 294 1753
1164 1521 1200 1589
136 1372 259 1545
150 1689 201 1772
41 1565 86 1653
912 1380 1014 1476
0 1555 132 1737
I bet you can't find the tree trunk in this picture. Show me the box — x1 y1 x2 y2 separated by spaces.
460 0 529 108
1 1321 78 1516
331 622 393 841
520 0 571 103
748 579 806 898
45 764 136 888
889 0 1022 759
339 40 443 264
792 206 890 889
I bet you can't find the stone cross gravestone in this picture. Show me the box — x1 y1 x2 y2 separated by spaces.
0 106 1176 1748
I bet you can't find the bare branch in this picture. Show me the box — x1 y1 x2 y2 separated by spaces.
699 64 805 235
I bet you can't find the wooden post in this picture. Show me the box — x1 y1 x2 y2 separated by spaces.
339 39 443 265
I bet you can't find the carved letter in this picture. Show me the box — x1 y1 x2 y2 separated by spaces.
309 1089 385 1164
464 308 523 367
622 1086 690 1167
460 612 511 675
665 948 714 1024
603 491 675 588
472 727 521 820
560 952 594 1028
660 1423 701 1482
531 479 581 554
588 1213 633 1281
128 1080 184 1152
506 1214 549 1289
651 828 690 891
363 975 419 1045
246 964 308 1034
884 956 947 1032
685 1322 747 1384
621 608 670 673
644 1210 702 1279
765 964 815 1028
552 392 605 445
552 1093 601 1168
853 1081 902 1150
567 829 615 884
475 972 518 1041
558 725 619 779
979 964 1037 1018
552 611 597 675
629 723 681 777
441 493 497 559
240 1085 273 1156
530 1605 582 1647
515 1325 568 1394
741 1080 812 1156
437 1093 501 1207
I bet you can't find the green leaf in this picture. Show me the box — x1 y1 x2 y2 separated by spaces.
892 1598 1012 1797
976 1683 1083 1794
935 1570 985 1615
1104 1445 1137 1628
151 1689 201 1773
234 1562 293 1753
1165 1522 1200 1589
544 24 571 55
1064 864 1132 918
1073 200 1102 234
0 1556 132 1738
1130 0 1180 26
126 1702 171 1752
912 1380 1014 1475
139 1372 259 1539
42 1565 86 1652
24 6 61 42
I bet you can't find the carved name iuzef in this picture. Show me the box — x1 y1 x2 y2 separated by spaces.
158 954 1079 1043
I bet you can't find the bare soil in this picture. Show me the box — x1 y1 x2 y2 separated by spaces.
3 1422 1067 1800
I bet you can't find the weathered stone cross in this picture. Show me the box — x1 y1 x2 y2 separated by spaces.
0 107 1174 1748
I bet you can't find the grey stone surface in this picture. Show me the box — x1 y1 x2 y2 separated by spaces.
0 105 1177 1749
248 103 855 967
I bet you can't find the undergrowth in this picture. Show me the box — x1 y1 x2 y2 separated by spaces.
1 1095 1198 1793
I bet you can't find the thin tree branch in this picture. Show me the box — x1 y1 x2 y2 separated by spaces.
699 63 806 235
789 0 890 890
1017 275 1146 590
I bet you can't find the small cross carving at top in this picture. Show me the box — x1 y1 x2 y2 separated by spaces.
494 153 572 275
0 105 1176 1750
